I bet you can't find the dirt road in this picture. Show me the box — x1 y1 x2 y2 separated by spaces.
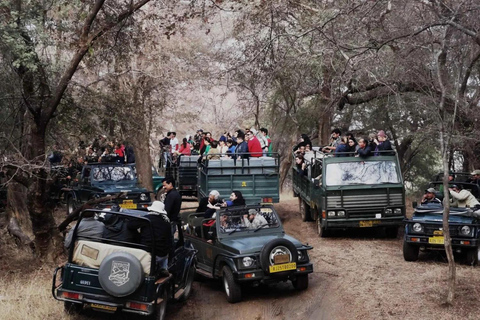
166 196 480 320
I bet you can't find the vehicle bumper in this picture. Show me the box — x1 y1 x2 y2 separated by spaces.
52 267 156 316
325 216 404 229
404 235 478 250
54 287 156 316
234 263 313 283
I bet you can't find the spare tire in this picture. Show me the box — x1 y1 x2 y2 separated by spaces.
98 252 144 297
260 238 298 274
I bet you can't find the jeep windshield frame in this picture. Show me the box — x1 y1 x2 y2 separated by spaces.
216 205 282 239
90 164 137 184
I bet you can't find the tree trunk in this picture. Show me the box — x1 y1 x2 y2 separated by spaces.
27 126 63 260
442 153 455 305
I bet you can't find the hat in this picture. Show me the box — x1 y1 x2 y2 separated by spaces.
425 188 436 193
450 184 459 190
471 170 480 175
377 130 386 137
197 129 203 133
147 201 167 214
248 209 258 215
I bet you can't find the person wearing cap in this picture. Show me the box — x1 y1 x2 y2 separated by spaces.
373 130 394 156
243 209 268 229
449 184 480 209
469 170 480 187
421 188 442 205
127 201 172 276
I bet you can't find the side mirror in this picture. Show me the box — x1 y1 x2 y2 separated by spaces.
412 201 418 208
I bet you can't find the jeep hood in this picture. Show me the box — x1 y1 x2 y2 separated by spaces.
219 234 304 255
91 184 148 194
412 213 476 224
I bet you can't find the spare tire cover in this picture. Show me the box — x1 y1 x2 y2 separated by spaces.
260 238 298 274
98 252 144 297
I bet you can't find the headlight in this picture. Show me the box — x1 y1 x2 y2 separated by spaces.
140 193 148 201
242 257 255 268
297 250 308 262
337 211 345 217
394 208 402 215
460 226 471 236
412 223 423 233
327 211 336 217
385 209 393 215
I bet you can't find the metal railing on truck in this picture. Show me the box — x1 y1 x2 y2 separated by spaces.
198 153 280 205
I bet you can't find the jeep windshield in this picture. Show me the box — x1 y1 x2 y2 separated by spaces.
326 160 400 186
219 207 280 234
92 166 136 183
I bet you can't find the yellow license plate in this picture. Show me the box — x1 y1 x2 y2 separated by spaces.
120 203 137 209
269 262 296 273
360 220 373 227
91 303 117 312
428 236 444 245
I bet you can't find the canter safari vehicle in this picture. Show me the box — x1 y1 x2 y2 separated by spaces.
184 204 313 303
403 178 480 265
197 153 280 205
292 149 406 237
64 163 152 215
158 154 198 199
53 209 196 319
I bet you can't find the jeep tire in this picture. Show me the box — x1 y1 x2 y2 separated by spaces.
64 301 82 315
466 247 480 266
292 274 309 290
403 241 419 261
260 238 298 274
98 252 144 297
155 288 168 320
222 266 242 303
66 196 79 216
178 263 195 301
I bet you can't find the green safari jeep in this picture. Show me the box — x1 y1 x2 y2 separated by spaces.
184 204 313 303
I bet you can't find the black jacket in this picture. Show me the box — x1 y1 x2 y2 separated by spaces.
357 145 372 158
196 197 221 218
164 188 182 222
128 214 172 257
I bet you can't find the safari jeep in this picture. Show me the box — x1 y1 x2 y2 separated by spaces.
53 209 196 319
403 203 480 265
184 204 313 303
64 163 152 215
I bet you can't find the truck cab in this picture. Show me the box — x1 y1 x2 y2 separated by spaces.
293 150 405 237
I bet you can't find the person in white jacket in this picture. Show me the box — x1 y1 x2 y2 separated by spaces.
449 185 480 208
243 209 268 229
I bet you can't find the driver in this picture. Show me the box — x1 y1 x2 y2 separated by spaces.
421 188 442 205
243 209 268 229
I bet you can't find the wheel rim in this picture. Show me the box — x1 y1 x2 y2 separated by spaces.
223 275 230 296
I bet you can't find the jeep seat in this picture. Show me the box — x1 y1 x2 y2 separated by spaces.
73 240 152 275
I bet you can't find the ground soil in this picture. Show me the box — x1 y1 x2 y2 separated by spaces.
1 195 480 320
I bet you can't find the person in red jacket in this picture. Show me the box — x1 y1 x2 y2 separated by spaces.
246 131 262 157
